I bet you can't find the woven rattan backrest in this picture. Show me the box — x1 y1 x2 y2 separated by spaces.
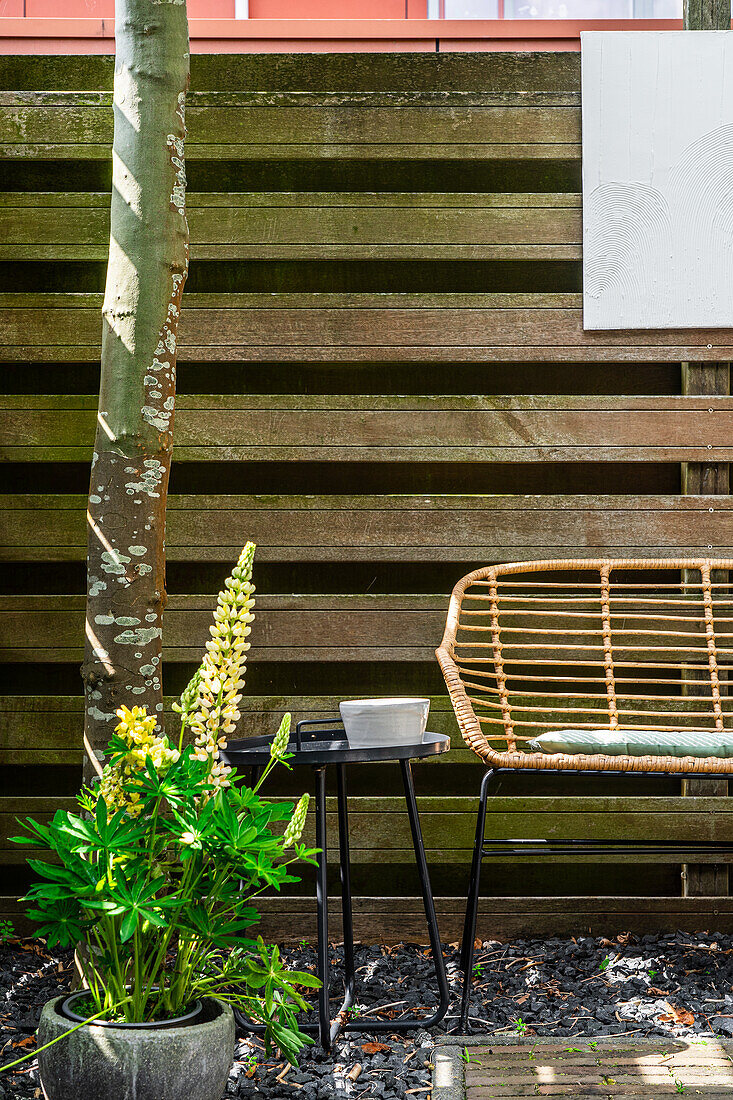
436 559 733 761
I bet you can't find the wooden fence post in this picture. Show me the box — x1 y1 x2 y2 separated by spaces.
681 0 731 899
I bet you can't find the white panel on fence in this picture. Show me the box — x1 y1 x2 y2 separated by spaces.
582 31 733 331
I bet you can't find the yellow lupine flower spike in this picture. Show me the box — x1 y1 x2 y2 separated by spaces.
98 706 179 817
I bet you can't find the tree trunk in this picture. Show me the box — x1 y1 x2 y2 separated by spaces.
684 0 730 28
82 0 189 780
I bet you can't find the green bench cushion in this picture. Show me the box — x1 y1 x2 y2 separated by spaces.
528 729 733 759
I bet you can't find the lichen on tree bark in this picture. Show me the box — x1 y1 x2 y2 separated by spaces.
83 0 189 780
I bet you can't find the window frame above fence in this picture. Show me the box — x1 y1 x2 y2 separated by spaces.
0 16 704 54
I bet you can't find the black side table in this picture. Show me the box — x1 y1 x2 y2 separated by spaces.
221 721 451 1050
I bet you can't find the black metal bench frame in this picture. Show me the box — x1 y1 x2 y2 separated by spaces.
459 766 733 1033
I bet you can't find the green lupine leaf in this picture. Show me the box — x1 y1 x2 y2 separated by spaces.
11 816 55 848
83 897 124 913
26 857 97 893
24 883 72 902
285 970 321 989
24 897 87 949
120 909 138 943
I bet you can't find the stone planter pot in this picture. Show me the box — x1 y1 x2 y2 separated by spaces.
37 994 235 1100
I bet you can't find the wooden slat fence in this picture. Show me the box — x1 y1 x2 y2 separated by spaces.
2 51 733 941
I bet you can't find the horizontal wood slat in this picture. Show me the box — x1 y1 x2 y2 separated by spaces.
5 796 733 856
0 100 581 160
0 90 581 107
4 596 733 666
1 395 728 463
6 894 733 942
2 294 732 361
2 495 731 563
0 52 582 95
193 894 733 940
0 192 581 261
0 694 464 766
6 693 731 766
0 594 447 662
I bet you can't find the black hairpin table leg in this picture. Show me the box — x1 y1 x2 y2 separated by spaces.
337 765 356 1013
397 758 450 1029
343 760 449 1034
314 765 332 1051
237 766 338 1049
460 768 493 1032
231 737 452 1049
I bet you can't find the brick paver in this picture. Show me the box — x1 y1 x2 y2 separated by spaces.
461 1038 733 1098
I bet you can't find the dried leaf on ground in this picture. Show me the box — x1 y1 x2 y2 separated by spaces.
362 1042 391 1054
659 1003 695 1027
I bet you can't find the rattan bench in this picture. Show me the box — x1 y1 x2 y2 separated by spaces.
436 558 733 1030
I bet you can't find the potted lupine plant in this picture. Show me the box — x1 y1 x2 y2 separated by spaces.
4 544 319 1100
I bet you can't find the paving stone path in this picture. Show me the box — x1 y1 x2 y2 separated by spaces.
436 1037 733 1099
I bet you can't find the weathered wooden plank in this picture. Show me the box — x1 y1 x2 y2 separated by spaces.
0 191 582 207
0 192 582 261
2 495 732 563
0 701 81 764
6 394 703 409
0 594 446 663
202 51 583 96
0 104 581 156
2 288 591 315
5 893 733 943
0 693 465 765
0 51 581 96
0 141 578 163
6 795 733 852
267 892 733 942
0 292 582 308
2 395 730 463
2 345 711 364
13 793 726 814
4 595 733 666
8 692 733 764
0 91 581 109
0 845 694 868
2 294 733 361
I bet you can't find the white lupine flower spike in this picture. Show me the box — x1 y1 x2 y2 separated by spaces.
283 793 310 848
270 713 292 759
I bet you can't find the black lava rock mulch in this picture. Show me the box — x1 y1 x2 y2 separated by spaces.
3 931 733 1098
461 930 733 1039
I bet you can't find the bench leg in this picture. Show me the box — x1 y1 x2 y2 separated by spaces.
459 768 494 1032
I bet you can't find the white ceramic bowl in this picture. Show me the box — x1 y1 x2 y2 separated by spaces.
339 697 430 749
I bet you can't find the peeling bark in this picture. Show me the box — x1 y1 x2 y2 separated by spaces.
83 0 189 780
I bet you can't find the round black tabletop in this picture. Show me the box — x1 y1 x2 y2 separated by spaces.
221 732 450 768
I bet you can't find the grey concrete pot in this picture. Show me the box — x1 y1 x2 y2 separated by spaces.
37 995 235 1100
